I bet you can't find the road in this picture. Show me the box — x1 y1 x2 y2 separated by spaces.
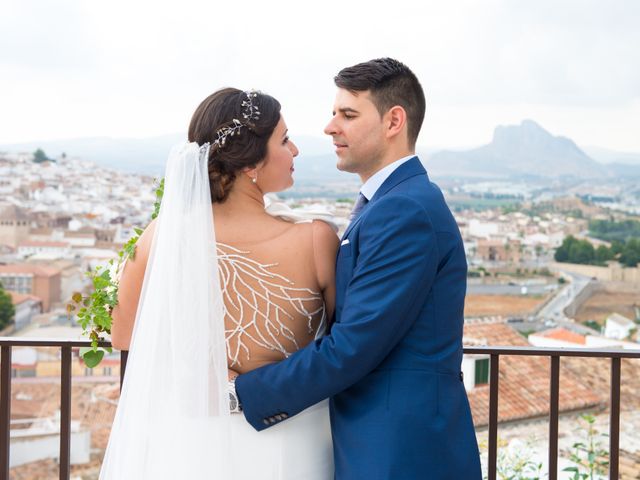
535 271 593 321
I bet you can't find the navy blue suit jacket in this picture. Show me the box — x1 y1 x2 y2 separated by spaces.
236 158 481 479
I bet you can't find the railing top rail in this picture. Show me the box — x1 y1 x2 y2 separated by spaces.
0 337 112 348
464 345 640 358
2 337 640 358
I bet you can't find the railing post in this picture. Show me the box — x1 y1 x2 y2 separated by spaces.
120 350 128 391
548 355 560 480
59 346 72 480
1 345 11 479
609 357 621 479
488 354 500 480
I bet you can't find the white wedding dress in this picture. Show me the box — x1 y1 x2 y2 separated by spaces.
99 143 334 479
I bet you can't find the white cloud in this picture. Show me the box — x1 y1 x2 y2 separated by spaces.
0 0 638 151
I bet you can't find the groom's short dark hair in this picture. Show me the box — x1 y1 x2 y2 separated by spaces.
334 58 426 148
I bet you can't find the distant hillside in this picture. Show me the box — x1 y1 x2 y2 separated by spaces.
426 120 609 179
3 123 640 180
583 146 640 165
0 134 339 177
0 134 184 175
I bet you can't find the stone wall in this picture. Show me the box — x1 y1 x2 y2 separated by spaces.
550 261 640 284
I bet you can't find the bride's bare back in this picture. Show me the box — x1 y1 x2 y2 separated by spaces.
111 201 338 374
214 210 336 372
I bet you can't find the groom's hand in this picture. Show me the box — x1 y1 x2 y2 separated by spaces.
228 369 239 382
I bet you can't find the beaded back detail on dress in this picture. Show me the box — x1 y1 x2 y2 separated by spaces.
217 242 327 368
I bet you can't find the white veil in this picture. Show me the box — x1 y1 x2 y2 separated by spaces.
100 142 231 479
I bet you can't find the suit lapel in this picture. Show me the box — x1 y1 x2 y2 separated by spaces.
341 157 427 240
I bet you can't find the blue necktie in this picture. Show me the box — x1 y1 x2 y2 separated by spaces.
349 193 368 222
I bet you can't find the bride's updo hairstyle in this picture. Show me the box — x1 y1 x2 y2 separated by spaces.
188 87 281 203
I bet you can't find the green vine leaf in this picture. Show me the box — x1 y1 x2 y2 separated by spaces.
81 348 105 368
69 177 164 366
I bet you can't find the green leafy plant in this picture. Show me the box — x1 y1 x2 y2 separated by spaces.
68 178 164 367
563 414 609 480
479 436 544 480
496 439 544 480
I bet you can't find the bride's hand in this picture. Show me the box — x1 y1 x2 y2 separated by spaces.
228 368 239 382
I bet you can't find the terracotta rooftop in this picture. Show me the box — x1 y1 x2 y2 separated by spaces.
0 264 61 277
562 355 640 411
536 327 587 345
464 322 602 427
27 227 53 235
6 291 42 305
9 454 104 479
64 231 96 238
18 240 70 248
10 379 119 452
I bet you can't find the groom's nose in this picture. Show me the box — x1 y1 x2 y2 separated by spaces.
324 117 338 136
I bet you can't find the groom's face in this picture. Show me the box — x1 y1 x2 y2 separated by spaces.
324 88 386 181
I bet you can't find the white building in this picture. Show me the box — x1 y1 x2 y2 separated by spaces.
468 219 499 238
604 313 637 340
17 240 71 259
7 291 42 331
10 416 90 468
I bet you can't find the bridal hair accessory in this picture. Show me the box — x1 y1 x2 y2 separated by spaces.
214 90 261 148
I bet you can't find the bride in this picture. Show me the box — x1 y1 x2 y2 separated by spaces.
99 88 339 479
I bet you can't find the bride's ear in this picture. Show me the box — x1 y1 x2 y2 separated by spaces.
242 166 259 184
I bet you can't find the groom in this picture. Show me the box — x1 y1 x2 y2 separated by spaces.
235 58 481 479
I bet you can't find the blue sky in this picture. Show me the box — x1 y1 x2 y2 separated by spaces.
1 0 639 151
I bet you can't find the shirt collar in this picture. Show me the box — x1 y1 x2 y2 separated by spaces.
360 154 415 200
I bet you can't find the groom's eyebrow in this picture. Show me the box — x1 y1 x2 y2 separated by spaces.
334 107 359 115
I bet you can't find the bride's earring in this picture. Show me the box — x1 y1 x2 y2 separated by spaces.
252 173 258 184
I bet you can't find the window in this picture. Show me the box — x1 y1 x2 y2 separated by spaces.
103 367 112 376
85 367 93 376
475 358 490 385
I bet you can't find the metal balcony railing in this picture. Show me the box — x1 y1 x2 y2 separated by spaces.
1 338 639 480
0 338 127 480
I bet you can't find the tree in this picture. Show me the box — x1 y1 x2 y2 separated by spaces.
595 245 614 265
611 240 624 255
554 236 575 262
0 283 15 331
555 236 612 266
569 241 595 264
589 218 640 242
620 238 640 267
33 148 50 163
535 245 544 258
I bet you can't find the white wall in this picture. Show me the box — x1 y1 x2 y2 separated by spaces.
604 318 634 340
461 354 490 392
10 426 90 467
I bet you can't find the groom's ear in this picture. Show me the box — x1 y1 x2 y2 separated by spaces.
384 106 407 141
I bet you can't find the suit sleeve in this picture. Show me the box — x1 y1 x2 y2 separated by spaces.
235 195 439 431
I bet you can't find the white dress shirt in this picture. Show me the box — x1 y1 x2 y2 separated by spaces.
359 155 416 201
